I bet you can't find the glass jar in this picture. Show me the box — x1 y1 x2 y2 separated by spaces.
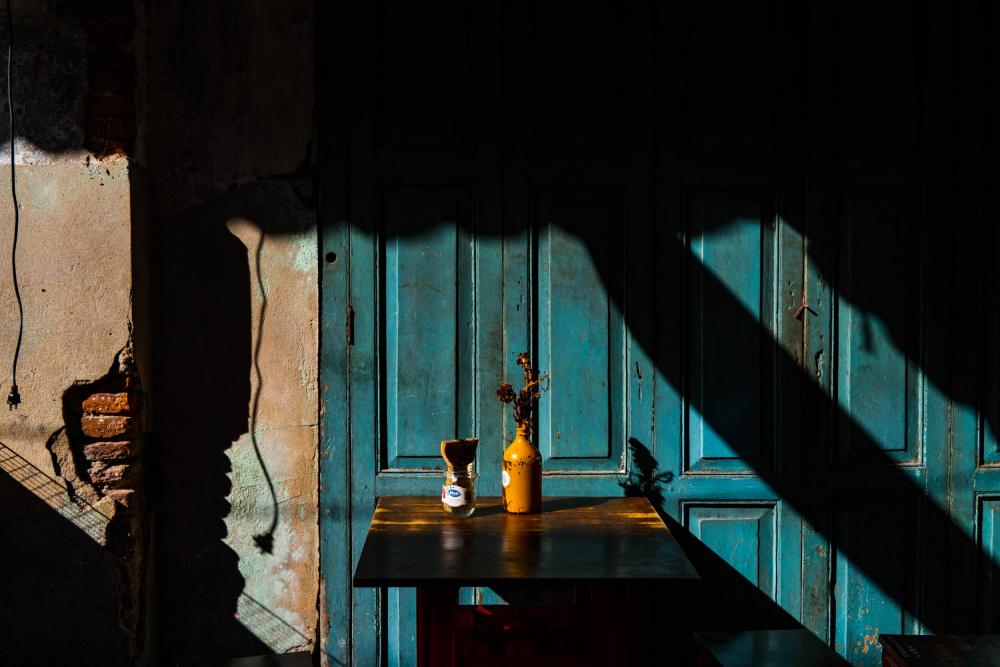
442 463 478 517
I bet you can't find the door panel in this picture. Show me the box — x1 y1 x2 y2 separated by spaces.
834 184 924 466
687 192 779 475
536 190 626 470
673 186 804 627
686 503 777 597
834 498 921 665
382 186 476 471
977 497 1000 631
981 190 1000 467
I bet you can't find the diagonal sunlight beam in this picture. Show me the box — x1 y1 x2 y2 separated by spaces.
0 442 109 543
338 207 997 647
236 591 313 653
660 221 992 638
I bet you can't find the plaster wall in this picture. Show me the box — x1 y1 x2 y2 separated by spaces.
144 0 319 663
0 0 320 662
0 159 134 462
0 157 138 662
0 1 157 663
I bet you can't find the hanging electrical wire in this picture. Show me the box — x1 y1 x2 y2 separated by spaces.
5 0 21 410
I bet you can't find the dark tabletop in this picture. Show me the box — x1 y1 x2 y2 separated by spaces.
352 496 700 588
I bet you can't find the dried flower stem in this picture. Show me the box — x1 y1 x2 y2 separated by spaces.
496 352 549 431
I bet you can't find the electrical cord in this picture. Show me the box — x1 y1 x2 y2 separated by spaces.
5 0 21 410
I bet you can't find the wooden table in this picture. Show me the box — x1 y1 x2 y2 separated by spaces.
353 496 699 666
879 635 1000 666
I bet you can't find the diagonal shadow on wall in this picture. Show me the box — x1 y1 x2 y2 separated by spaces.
0 443 127 664
351 192 994 662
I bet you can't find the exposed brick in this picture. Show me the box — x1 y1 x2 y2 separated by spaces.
83 440 140 461
103 488 138 509
88 461 139 486
81 415 138 439
87 139 131 157
82 391 138 415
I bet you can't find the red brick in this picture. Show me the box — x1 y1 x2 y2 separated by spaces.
86 139 131 157
83 440 140 461
104 488 139 509
82 391 138 415
87 461 137 486
81 415 138 439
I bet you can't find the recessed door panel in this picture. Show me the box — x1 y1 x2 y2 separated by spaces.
687 192 777 474
834 498 921 667
686 503 777 597
536 189 626 470
383 185 475 470
834 184 923 465
981 190 1000 466
977 497 1000 631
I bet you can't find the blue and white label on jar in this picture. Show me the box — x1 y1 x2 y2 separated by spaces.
442 485 467 507
502 470 510 487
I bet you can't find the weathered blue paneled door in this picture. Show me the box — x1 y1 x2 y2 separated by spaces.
797 2 957 665
328 3 504 664
648 0 809 643
320 2 658 664
319 1 989 666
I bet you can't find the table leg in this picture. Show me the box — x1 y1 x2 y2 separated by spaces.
416 586 457 667
587 586 628 667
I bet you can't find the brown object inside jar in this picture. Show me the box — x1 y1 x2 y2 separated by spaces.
441 438 478 469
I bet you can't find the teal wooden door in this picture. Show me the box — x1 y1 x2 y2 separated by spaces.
797 3 958 665
319 3 659 664
330 3 504 663
646 0 810 647
319 2 991 666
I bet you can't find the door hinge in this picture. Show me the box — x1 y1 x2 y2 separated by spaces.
346 306 355 345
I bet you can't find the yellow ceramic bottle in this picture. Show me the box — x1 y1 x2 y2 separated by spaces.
502 426 541 513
